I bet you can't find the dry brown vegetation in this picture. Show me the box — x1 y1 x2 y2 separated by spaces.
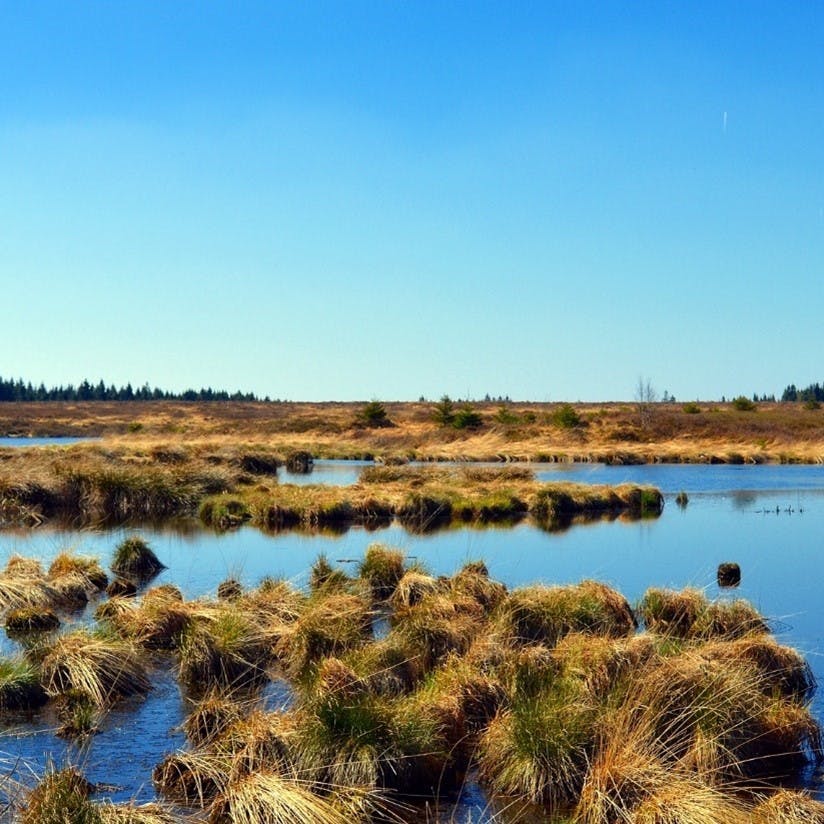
2 398 824 463
0 440 662 530
2 545 823 823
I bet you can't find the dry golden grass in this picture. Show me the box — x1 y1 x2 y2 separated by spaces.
753 789 824 823
0 436 662 529
39 627 151 706
3 399 824 464
207 771 351 824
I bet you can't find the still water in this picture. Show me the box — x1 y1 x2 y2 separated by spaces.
1 465 823 816
0 436 95 448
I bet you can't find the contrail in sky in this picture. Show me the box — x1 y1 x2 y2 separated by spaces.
723 111 728 133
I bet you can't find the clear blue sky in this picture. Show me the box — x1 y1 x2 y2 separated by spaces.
2 2 822 401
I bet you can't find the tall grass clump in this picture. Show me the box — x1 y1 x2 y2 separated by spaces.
388 591 482 672
496 581 636 648
48 551 108 591
98 802 178 823
5 606 60 634
0 656 47 711
308 553 351 594
20 766 100 824
638 587 767 639
478 676 597 807
207 772 349 824
111 536 166 579
39 627 151 706
753 789 824 822
280 592 372 679
358 543 405 600
178 611 271 694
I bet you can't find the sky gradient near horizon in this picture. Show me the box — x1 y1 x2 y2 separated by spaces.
2 2 822 401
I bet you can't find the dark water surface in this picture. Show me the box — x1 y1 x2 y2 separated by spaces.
2 464 824 818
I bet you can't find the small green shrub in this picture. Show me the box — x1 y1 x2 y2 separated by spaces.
431 395 455 426
682 402 701 414
731 396 757 412
452 404 483 430
356 400 393 428
553 404 582 429
494 405 519 424
803 399 821 410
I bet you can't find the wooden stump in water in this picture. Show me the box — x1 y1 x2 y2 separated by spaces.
717 562 741 588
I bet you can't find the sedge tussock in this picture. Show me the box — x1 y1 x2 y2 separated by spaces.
111 536 166 579
358 543 406 601
450 561 508 612
48 551 108 590
497 581 636 648
0 574 55 612
638 588 767 639
752 788 824 823
477 676 597 807
0 655 48 711
178 611 271 693
237 577 305 625
183 688 246 747
343 639 422 696
389 591 483 672
601 649 820 783
281 592 372 678
98 802 180 823
214 710 296 781
551 632 657 699
388 569 441 610
48 571 91 610
153 750 229 806
207 771 350 824
20 766 99 824
4 554 44 577
39 628 151 706
5 606 60 634
698 635 815 700
630 778 753 824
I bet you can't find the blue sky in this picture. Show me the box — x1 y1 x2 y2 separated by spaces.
1 2 822 401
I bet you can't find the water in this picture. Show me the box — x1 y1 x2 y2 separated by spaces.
281 458 373 486
289 459 824 494
2 464 824 813
0 437 96 448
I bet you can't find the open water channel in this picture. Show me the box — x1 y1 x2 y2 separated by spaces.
1 456 824 819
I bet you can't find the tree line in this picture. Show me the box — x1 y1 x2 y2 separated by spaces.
0 376 269 403
781 382 824 403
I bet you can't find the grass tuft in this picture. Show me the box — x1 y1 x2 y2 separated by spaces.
39 627 151 706
111 536 166 579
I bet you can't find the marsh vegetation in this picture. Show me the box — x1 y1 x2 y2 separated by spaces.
0 538 822 823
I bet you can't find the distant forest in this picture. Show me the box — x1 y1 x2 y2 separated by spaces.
781 382 824 402
0 376 268 403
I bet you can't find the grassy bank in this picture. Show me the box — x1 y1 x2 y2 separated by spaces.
0 445 662 530
1 545 821 823
3 398 824 463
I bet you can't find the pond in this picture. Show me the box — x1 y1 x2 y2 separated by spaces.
0 436 97 448
1 465 824 819
284 458 824 494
